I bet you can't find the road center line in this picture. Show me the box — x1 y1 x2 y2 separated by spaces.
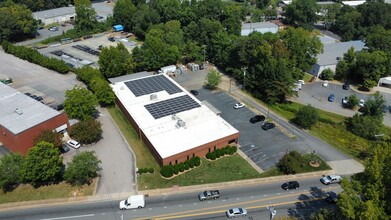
39 214 95 220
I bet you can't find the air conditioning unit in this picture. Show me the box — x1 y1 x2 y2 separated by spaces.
176 119 186 128
15 108 23 115
150 94 157 100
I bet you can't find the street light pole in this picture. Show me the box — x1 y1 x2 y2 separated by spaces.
267 205 277 220
241 67 247 90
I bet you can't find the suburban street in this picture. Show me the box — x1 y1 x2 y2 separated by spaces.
0 177 341 220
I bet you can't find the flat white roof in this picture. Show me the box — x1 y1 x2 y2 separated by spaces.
242 22 278 30
342 0 365 6
111 74 238 159
0 83 61 135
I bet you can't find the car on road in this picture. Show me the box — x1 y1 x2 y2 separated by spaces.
281 181 300 190
226 208 247 218
198 190 220 201
359 99 365 107
322 80 329 87
119 195 145 210
250 115 266 124
262 122 275 130
66 139 81 149
190 90 199 96
233 103 245 109
48 26 59 31
343 82 350 90
342 96 348 105
321 175 342 185
328 94 335 102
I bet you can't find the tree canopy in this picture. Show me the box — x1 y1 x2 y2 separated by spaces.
98 43 135 78
64 151 101 185
74 0 98 33
64 85 98 121
0 153 24 191
284 0 318 30
34 130 63 148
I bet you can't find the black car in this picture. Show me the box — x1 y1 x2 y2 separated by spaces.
261 122 275 130
342 82 350 90
325 194 338 204
281 181 300 190
250 115 266 124
190 90 199 96
54 104 64 111
108 37 115 42
60 144 70 153
34 96 43 101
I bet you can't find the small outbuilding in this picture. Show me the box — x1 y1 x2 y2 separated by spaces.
241 22 279 36
113 25 124 32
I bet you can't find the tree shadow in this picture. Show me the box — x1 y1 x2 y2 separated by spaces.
287 186 335 219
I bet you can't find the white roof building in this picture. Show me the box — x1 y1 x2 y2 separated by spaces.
342 1 366 7
241 22 279 36
110 73 239 165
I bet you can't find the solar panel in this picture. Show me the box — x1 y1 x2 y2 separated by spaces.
145 95 201 119
124 75 182 97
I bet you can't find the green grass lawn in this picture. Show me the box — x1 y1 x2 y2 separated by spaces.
269 101 373 162
0 180 96 204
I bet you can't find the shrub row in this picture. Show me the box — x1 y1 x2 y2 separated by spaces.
205 146 237 160
160 157 201 178
137 168 154 175
2 41 70 74
74 66 116 106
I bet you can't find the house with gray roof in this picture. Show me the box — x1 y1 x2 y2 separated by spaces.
241 22 279 36
309 40 366 77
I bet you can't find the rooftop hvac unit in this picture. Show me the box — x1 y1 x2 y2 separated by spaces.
15 108 23 115
172 114 180 120
150 94 157 100
176 119 186 128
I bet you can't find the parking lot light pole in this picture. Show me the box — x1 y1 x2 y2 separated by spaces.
241 67 247 90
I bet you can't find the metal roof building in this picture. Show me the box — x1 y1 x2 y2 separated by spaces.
0 83 69 155
309 40 366 77
110 73 239 166
241 22 279 36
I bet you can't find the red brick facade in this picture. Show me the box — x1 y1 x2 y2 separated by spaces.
116 98 239 166
0 112 69 155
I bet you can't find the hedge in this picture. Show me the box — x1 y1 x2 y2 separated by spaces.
2 41 70 74
159 157 201 178
160 165 174 178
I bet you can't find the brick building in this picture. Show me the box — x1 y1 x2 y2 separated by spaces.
110 73 239 166
0 83 69 155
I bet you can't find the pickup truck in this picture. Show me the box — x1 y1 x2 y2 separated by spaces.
321 175 342 185
198 190 220 201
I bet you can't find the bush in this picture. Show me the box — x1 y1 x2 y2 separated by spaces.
346 114 384 140
206 152 211 159
321 68 334 80
209 152 216 160
160 165 174 178
276 151 306 174
148 168 154 174
224 146 231 155
173 164 179 175
215 149 221 158
184 163 189 170
229 146 237 155
68 119 102 144
292 104 319 129
189 160 195 168
179 163 185 172
194 157 201 167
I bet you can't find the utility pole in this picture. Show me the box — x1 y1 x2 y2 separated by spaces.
241 67 247 90
267 205 277 220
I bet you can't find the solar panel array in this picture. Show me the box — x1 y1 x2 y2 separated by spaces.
124 75 182 97
145 95 201 119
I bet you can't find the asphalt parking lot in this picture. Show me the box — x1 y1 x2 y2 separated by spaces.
174 68 309 170
0 50 79 108
293 80 391 127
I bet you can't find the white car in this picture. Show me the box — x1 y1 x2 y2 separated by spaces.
293 82 302 91
321 175 342 185
66 139 81 149
226 208 247 218
297 80 305 85
342 96 348 105
359 99 365 107
233 103 245 109
322 80 329 87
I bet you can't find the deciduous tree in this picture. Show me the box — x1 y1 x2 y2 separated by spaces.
98 43 134 78
284 0 318 30
64 85 98 121
68 119 102 144
0 153 24 191
205 69 222 89
64 151 101 185
0 4 37 42
34 130 63 148
74 0 98 33
113 0 137 31
292 104 319 129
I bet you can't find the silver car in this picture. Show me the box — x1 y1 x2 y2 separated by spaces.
226 208 247 218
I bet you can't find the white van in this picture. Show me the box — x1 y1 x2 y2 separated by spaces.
119 195 145 210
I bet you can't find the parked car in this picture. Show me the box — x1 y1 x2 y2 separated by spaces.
342 96 348 105
297 80 305 85
226 208 247 218
60 144 70 153
359 99 365 107
108 37 115 42
233 103 245 109
250 115 266 124
325 194 338 204
262 122 275 130
66 139 81 149
342 82 350 90
119 195 145 210
281 181 300 190
190 90 199 96
320 175 342 185
328 94 335 102
48 26 59 31
322 80 329 87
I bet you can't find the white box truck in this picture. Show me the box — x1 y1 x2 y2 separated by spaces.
119 195 145 210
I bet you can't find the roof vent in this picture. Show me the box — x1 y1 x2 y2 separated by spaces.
172 114 180 120
15 108 23 115
176 119 186 128
150 94 157 100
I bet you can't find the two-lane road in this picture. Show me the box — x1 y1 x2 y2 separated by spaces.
0 177 341 220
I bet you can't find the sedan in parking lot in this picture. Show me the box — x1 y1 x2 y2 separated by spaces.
322 80 329 87
342 96 348 105
233 103 245 109
226 208 247 218
281 181 300 190
66 139 81 149
328 94 335 102
359 99 365 107
343 82 350 90
190 90 199 96
261 122 275 130
249 115 265 124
